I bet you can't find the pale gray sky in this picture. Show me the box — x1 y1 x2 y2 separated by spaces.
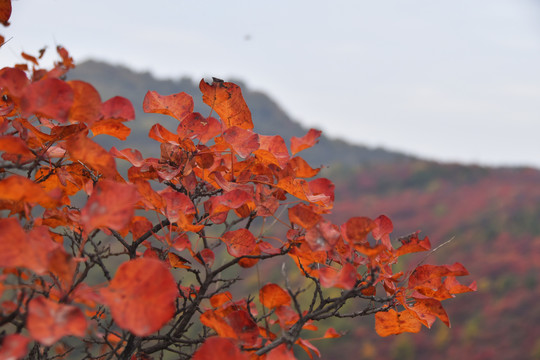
2 0 540 168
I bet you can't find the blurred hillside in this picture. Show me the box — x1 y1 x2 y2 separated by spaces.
68 61 540 359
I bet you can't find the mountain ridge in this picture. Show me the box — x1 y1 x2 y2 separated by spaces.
68 60 412 168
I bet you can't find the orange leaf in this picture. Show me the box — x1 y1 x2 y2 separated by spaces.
168 252 190 269
258 135 290 168
65 132 118 178
109 147 145 167
0 0 12 26
21 52 39 66
296 337 321 359
80 180 139 233
411 299 450 328
200 310 237 338
0 334 30 360
287 156 320 178
21 78 73 122
0 135 34 158
291 129 321 156
408 263 469 289
148 123 178 144
101 96 135 120
67 80 102 126
210 291 233 308
27 297 87 346
199 79 253 130
375 309 423 337
259 283 291 309
100 258 178 336
395 233 431 257
342 217 376 244
143 90 193 121
221 228 257 258
0 175 58 208
288 203 322 229
91 118 131 140
322 327 342 338
192 337 249 360
443 276 477 295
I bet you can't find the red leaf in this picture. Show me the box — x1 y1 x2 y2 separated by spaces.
291 129 321 156
101 96 135 120
67 80 102 125
192 337 249 360
220 229 257 258
159 189 199 231
308 177 335 208
204 189 253 224
27 297 87 346
375 309 423 337
259 283 291 309
194 248 215 267
305 220 340 252
143 91 193 121
223 126 259 158
0 67 29 98
100 258 178 336
177 112 221 144
318 263 357 290
21 78 73 122
80 180 139 233
199 79 253 130
372 215 393 249
0 334 30 360
342 217 376 244
266 344 296 360
225 310 259 346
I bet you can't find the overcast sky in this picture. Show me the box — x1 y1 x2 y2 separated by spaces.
2 0 540 168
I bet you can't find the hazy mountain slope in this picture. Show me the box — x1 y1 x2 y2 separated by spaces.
68 60 410 167
324 161 540 360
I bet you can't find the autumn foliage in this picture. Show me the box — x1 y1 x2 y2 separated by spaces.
0 4 474 359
